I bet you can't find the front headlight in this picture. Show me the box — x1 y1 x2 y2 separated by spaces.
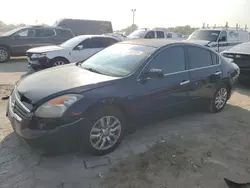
35 94 83 118
32 53 47 58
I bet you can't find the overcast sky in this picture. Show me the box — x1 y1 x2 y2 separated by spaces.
1 0 250 30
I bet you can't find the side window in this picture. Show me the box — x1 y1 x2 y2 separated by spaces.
187 46 213 69
36 29 55 37
156 31 165 38
218 31 227 42
148 46 186 74
81 38 103 48
56 29 74 38
167 33 172 38
211 52 219 65
101 38 119 47
15 29 36 37
144 31 155 39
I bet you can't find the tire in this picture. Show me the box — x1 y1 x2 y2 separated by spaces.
0 47 10 63
209 85 229 113
82 106 125 156
50 57 69 67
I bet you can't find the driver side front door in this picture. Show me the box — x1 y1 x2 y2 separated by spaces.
135 45 191 115
70 38 106 62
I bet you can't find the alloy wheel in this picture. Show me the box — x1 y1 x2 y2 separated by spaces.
53 61 65 66
215 88 227 110
0 49 8 61
89 116 122 150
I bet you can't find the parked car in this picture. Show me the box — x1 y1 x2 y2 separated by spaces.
26 35 120 71
53 19 113 36
221 42 250 77
0 26 74 63
187 28 250 52
127 29 184 39
6 40 239 155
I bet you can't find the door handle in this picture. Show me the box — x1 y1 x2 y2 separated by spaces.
180 80 190 85
214 71 222 75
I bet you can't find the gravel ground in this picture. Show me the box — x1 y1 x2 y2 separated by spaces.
101 85 250 188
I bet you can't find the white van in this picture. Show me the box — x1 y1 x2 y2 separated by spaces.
187 28 250 52
127 29 184 40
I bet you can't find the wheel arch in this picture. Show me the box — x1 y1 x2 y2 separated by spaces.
0 44 12 55
50 56 70 64
84 97 131 120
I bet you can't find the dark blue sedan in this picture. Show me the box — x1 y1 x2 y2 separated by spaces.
6 39 239 155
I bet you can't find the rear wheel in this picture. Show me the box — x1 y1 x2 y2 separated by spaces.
209 85 228 113
0 47 10 63
51 57 69 67
82 106 125 155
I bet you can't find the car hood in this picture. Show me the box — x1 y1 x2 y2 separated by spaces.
27 45 64 53
16 64 119 104
184 39 211 46
222 42 250 55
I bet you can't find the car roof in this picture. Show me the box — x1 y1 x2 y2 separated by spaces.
76 34 120 40
121 39 182 48
122 39 211 48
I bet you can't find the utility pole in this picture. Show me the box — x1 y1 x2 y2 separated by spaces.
131 9 136 25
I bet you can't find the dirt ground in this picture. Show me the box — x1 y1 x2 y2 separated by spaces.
101 84 250 188
1 61 250 187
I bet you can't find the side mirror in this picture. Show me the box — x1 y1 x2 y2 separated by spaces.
141 69 164 79
13 34 20 39
76 45 84 50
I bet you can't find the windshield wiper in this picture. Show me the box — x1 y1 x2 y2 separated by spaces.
82 66 103 74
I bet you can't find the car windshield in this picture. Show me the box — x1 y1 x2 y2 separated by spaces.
188 30 220 42
60 36 86 48
1 28 23 36
80 43 156 77
128 30 146 38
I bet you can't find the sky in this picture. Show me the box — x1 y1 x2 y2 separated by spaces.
1 0 250 30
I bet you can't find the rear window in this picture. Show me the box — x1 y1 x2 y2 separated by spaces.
56 29 74 38
156 31 165 38
35 29 55 37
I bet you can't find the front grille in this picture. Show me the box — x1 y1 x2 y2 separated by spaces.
11 89 32 120
13 102 29 119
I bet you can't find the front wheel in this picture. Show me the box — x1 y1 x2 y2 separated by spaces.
51 57 69 67
82 106 125 155
0 47 10 63
209 86 228 113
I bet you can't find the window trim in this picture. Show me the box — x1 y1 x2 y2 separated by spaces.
137 44 221 81
12 28 56 39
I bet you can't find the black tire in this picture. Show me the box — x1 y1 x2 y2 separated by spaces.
209 85 229 113
50 57 69 67
0 47 10 63
82 106 125 156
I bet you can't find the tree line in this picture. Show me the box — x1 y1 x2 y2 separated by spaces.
117 24 199 36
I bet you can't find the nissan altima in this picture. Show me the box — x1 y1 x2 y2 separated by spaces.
7 39 239 155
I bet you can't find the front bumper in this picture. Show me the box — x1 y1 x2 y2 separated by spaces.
6 94 83 148
27 56 51 71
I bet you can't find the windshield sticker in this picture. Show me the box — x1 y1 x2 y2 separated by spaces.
211 33 219 36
